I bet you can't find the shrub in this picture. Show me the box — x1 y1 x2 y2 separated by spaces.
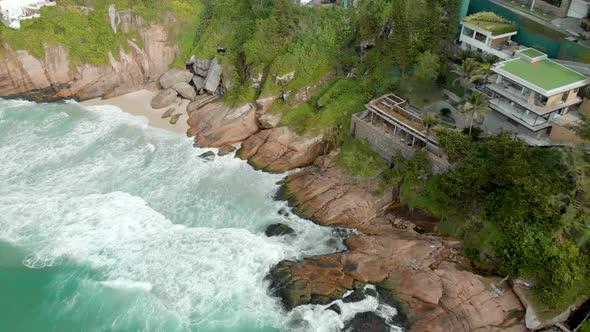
440 108 451 117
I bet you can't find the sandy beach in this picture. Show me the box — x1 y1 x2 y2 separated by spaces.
81 90 190 136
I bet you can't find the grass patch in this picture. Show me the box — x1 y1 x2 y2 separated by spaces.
337 138 385 177
277 78 366 135
463 11 518 35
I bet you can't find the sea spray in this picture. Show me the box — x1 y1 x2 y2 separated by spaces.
0 99 402 332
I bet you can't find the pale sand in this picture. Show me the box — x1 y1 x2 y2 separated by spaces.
81 90 190 136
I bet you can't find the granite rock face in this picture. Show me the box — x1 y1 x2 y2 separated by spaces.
238 127 326 172
159 69 193 90
0 26 178 100
151 88 177 109
268 163 527 332
187 99 259 147
204 58 222 94
172 82 196 100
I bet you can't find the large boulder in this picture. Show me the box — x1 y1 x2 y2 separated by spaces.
258 112 282 129
275 71 295 86
265 223 295 237
218 144 236 156
193 59 211 77
204 58 222 94
159 68 193 89
238 127 326 172
150 88 177 109
187 101 259 147
192 76 205 92
172 82 196 100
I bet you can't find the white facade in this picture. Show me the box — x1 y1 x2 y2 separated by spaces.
459 22 519 60
0 0 55 29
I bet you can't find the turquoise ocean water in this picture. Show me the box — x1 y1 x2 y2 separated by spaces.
0 99 401 332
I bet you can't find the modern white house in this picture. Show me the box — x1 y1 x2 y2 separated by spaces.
486 48 589 140
0 0 55 29
459 12 520 60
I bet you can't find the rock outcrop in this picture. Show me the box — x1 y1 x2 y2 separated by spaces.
204 58 222 94
151 88 177 109
0 26 177 100
172 82 196 100
268 160 527 331
258 112 282 129
187 98 259 147
238 127 326 172
159 69 193 90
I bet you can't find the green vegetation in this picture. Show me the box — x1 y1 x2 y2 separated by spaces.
463 11 518 35
498 58 588 91
581 320 590 332
391 130 590 311
0 0 203 66
337 138 386 177
520 48 545 58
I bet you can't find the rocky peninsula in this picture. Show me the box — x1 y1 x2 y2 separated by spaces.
4 1 583 330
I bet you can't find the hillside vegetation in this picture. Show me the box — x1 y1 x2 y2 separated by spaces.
2 0 588 314
390 130 590 312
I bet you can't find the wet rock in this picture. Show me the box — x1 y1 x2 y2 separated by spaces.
169 113 180 124
217 145 236 156
204 58 222 94
326 303 341 315
161 107 175 119
172 82 196 100
199 151 215 161
342 289 366 303
258 112 282 129
159 68 193 89
344 312 388 332
151 88 177 109
265 223 295 237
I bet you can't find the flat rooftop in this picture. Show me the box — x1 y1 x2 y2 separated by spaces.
519 48 545 58
494 57 589 95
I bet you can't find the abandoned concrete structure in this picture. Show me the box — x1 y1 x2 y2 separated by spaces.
350 94 448 171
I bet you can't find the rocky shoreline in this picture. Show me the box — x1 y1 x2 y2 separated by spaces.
0 34 530 331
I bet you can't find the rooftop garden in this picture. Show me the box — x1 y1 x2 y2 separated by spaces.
519 48 545 58
497 58 588 91
463 11 518 35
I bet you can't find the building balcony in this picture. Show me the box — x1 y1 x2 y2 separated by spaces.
459 35 516 60
489 98 552 132
487 83 583 115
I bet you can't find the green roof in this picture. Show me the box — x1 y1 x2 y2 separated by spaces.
498 58 588 92
519 48 545 58
463 12 518 36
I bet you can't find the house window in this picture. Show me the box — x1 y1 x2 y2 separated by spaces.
561 92 569 103
475 32 486 43
534 94 548 107
463 27 475 37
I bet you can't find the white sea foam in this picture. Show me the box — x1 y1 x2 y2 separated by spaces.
0 99 399 331
101 279 154 292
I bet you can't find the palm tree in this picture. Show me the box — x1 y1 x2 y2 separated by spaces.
459 92 491 137
422 113 439 153
453 58 484 86
478 62 493 85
